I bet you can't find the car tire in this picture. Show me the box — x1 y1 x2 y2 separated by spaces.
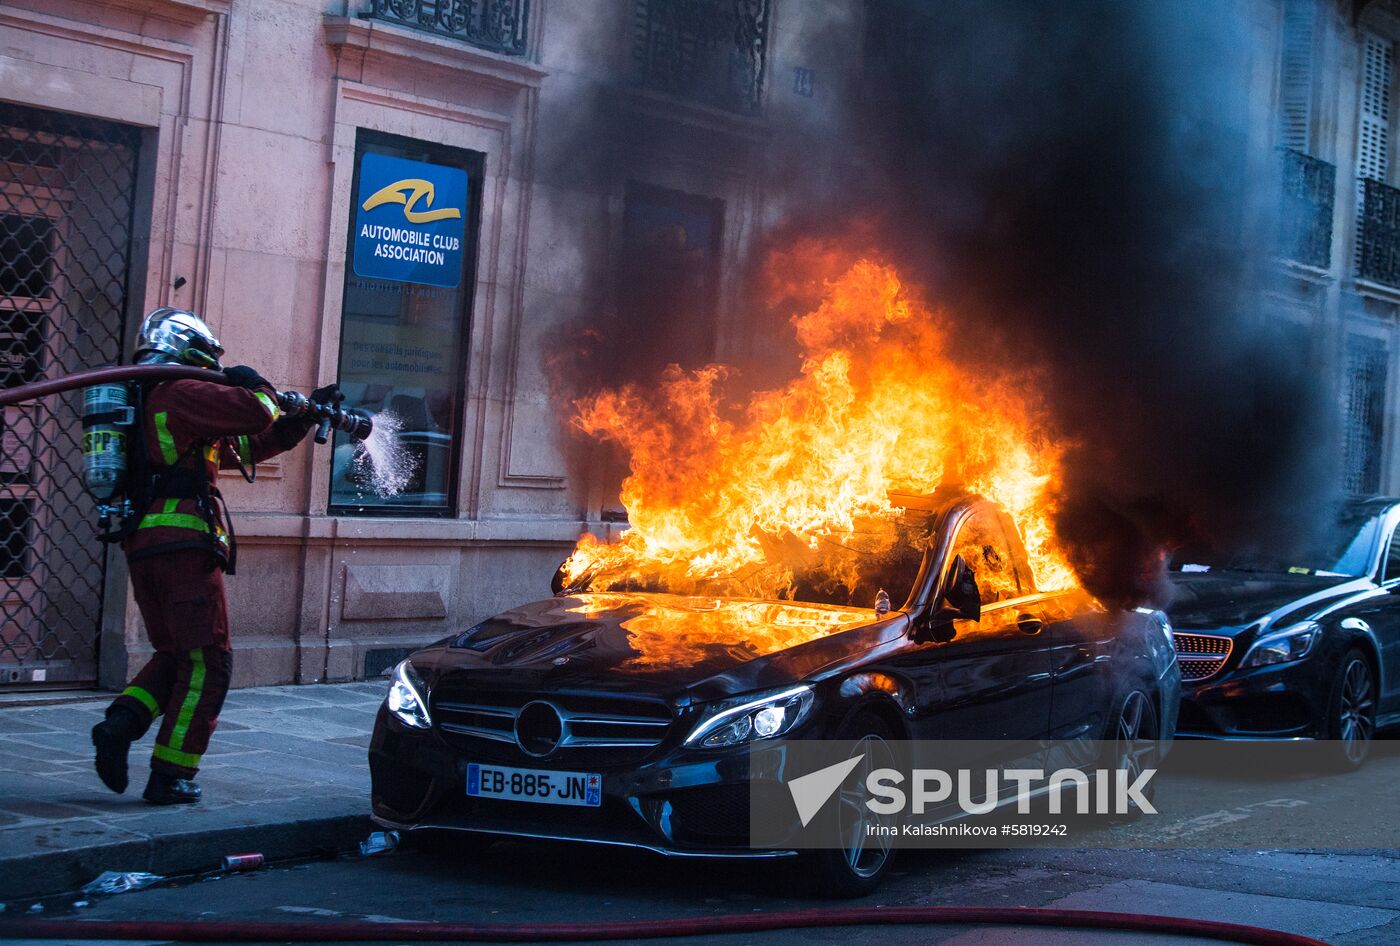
803 710 899 899
1324 649 1377 771
1100 686 1161 823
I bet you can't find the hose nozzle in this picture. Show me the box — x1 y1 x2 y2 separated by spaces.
276 390 374 444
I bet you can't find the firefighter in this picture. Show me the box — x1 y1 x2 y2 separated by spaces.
90 308 335 805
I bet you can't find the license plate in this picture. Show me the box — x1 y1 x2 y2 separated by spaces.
466 763 602 807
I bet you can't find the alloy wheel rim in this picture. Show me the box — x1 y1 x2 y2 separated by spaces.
1115 691 1159 793
1339 658 1376 763
837 734 895 878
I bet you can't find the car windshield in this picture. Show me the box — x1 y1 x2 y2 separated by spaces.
1171 506 1384 578
577 512 931 611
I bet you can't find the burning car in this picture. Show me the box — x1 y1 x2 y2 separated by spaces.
369 491 1179 895
1167 498 1400 767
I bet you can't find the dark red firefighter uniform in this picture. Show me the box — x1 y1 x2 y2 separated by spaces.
104 376 310 789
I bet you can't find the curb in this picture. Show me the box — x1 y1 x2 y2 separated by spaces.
4 813 371 901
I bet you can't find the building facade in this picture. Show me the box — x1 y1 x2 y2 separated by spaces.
0 0 837 690
0 0 1394 692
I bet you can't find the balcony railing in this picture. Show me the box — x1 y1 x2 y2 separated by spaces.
1357 176 1400 287
1278 148 1334 269
364 0 528 57
633 0 770 115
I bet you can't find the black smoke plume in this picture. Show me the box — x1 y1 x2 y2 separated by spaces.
550 0 1340 606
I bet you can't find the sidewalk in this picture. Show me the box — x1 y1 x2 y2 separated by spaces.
0 682 384 900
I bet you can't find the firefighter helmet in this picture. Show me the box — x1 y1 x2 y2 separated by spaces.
134 307 225 368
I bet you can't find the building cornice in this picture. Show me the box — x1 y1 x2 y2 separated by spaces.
323 15 547 90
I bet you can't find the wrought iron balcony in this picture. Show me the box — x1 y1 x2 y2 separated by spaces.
1357 176 1400 286
1278 149 1334 269
633 0 770 115
363 0 528 57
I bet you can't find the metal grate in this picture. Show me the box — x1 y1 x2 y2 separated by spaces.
1343 334 1388 497
633 0 770 115
1278 149 1334 268
1356 177 1400 285
1173 632 1233 683
0 103 141 687
362 0 529 56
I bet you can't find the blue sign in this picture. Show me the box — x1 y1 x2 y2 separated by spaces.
353 152 467 288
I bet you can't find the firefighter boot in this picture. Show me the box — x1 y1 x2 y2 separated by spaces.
91 707 143 794
143 771 202 805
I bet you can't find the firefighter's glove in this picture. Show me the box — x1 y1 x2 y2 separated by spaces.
224 365 271 390
309 383 343 408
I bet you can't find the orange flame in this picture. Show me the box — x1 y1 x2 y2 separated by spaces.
561 251 1079 611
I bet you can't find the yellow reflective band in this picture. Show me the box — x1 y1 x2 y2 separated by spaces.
204 444 218 464
138 512 212 533
169 648 205 752
152 743 202 769
122 685 160 717
236 435 251 463
252 391 280 421
154 412 179 465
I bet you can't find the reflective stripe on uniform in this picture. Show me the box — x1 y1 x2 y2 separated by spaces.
152 744 202 769
136 499 227 545
122 685 160 717
154 412 179 465
236 435 251 463
165 648 205 755
252 391 281 421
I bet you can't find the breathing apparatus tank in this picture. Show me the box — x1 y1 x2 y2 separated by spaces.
82 382 137 527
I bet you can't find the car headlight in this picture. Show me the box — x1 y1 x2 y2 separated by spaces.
684 685 815 748
386 659 432 729
1240 621 1321 669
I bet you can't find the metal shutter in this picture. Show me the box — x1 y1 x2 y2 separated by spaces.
1356 33 1394 277
1280 0 1316 152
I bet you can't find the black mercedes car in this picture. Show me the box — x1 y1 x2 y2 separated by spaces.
369 492 1179 895
1168 498 1400 767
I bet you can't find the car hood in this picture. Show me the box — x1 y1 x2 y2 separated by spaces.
417 592 903 700
1165 571 1366 629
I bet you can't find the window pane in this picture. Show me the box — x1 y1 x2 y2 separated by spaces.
952 510 1020 605
329 133 480 514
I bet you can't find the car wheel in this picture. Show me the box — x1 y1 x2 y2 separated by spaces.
1102 687 1161 822
1325 650 1376 771
805 711 899 898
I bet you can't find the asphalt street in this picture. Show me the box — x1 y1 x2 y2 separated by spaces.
9 742 1400 946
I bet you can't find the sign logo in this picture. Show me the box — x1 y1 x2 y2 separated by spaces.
353 152 468 288
361 179 462 225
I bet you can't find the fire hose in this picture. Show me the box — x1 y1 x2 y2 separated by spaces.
0 907 1335 944
0 363 373 443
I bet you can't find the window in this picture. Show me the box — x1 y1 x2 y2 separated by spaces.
329 131 482 515
619 183 723 369
951 509 1021 606
1384 528 1400 582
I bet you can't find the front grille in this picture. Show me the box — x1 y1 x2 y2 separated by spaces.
1173 632 1233 682
433 692 674 763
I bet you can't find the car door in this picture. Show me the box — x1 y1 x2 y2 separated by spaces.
931 507 1054 746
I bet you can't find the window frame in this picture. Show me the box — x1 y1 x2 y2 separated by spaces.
328 128 485 518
